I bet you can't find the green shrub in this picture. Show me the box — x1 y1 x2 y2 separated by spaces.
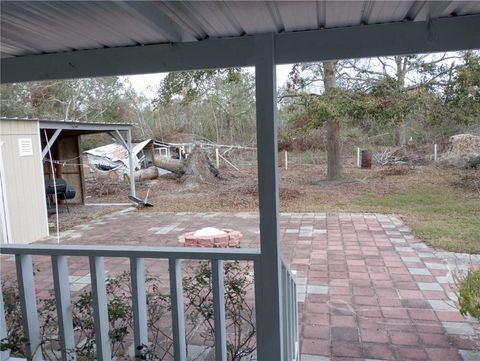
456 268 480 320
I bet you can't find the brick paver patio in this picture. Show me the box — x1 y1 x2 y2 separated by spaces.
1 210 479 361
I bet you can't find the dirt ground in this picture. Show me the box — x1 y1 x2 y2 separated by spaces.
84 162 478 213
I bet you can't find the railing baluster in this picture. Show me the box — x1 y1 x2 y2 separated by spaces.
285 270 290 361
89 256 111 361
286 272 290 361
288 272 295 361
51 256 76 361
291 271 299 361
130 257 148 359
15 254 42 361
281 264 288 361
0 289 10 361
169 258 186 361
212 260 227 361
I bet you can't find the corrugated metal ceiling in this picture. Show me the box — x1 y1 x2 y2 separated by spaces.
1 1 480 59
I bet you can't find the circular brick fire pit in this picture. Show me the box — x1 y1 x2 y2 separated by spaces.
179 227 242 248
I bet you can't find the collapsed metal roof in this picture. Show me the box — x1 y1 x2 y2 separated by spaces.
2 1 479 59
84 139 152 171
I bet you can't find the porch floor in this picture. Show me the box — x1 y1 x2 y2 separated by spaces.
2 210 479 361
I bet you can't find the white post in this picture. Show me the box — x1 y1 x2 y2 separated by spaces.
130 257 148 358
169 258 186 361
89 256 111 361
357 147 361 168
127 129 136 197
52 256 76 361
16 255 42 361
285 150 288 170
215 148 220 168
212 260 227 360
254 32 283 361
434 143 438 161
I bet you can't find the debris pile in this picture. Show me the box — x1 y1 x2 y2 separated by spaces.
373 145 431 166
439 134 480 168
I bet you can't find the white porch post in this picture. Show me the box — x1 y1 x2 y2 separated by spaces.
254 32 284 360
127 129 136 197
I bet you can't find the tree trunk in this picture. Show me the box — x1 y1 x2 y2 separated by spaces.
153 156 185 174
326 120 343 180
323 60 343 181
395 121 407 146
394 56 408 146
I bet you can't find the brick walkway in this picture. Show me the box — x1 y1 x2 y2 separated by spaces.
1 211 479 361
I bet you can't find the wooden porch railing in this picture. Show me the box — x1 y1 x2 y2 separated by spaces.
0 244 298 361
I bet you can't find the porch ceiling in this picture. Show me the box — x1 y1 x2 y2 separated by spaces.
2 0 480 59
1 1 480 83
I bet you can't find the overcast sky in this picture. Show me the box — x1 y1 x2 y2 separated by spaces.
124 64 294 99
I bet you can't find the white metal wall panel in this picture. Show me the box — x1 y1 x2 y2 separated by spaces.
0 120 48 244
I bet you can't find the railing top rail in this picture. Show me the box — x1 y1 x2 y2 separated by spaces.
0 244 261 261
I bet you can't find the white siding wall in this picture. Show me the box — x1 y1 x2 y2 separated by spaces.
0 120 48 243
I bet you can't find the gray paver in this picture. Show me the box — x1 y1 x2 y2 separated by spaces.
296 277 308 285
408 268 431 275
402 257 421 263
396 247 413 252
441 322 476 336
417 282 443 291
425 262 449 270
459 350 480 361
428 300 457 311
70 283 87 292
417 252 435 258
436 275 455 284
149 224 180 234
307 285 329 295
301 355 330 361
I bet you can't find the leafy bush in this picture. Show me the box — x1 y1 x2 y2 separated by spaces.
183 261 256 361
456 268 480 320
1 261 256 361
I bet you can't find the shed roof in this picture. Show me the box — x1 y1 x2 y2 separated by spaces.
0 117 132 136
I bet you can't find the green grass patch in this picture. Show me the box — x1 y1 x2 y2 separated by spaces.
355 187 480 254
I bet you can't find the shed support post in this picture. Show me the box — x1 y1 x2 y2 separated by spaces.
41 129 62 159
254 33 283 360
127 129 136 197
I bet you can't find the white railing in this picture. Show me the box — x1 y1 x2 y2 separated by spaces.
1 244 298 361
281 262 299 361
